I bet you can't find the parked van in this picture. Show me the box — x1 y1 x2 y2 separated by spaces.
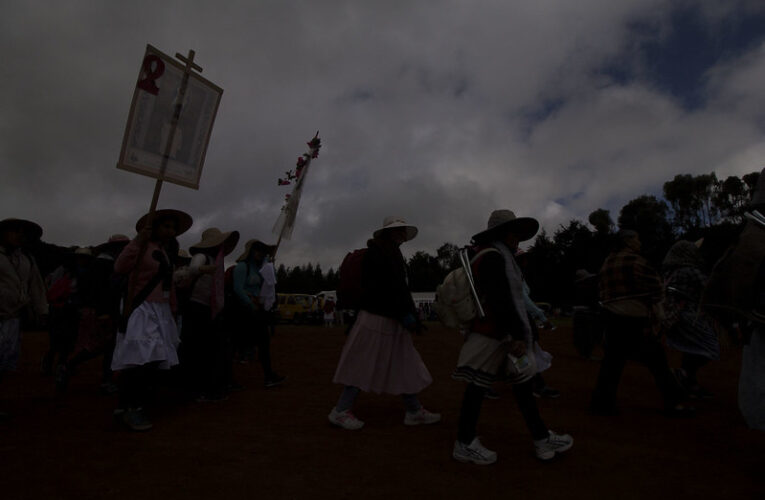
276 293 320 324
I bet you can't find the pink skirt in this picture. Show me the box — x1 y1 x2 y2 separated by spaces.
332 311 432 394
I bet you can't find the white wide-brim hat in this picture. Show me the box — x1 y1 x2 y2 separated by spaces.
373 216 418 241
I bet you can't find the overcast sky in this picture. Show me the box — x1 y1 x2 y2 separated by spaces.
2 1 764 270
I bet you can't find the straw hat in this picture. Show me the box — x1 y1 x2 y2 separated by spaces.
94 234 130 254
373 216 418 241
190 227 240 256
74 247 94 258
135 209 193 236
471 210 539 243
236 239 276 262
0 218 43 241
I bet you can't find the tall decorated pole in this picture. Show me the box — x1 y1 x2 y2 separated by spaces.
271 132 322 258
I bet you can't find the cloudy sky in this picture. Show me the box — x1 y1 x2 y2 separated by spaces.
2 1 764 270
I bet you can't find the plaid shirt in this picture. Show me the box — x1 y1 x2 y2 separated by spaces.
599 248 663 304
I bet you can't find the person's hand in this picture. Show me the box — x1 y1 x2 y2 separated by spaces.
509 340 527 357
200 264 217 274
542 320 555 330
136 224 152 244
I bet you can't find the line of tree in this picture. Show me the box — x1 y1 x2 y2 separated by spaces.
273 170 761 306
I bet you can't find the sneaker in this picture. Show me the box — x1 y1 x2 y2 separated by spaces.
328 408 364 430
688 386 713 399
533 386 561 399
534 430 573 460
121 408 153 431
195 393 229 403
452 438 497 465
99 382 119 395
664 404 696 418
54 365 69 392
404 407 442 426
484 387 500 400
264 374 287 388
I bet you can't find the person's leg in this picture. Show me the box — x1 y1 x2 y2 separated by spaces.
512 380 549 441
457 383 486 444
335 386 360 412
401 393 422 413
681 353 710 387
591 315 630 413
636 334 687 411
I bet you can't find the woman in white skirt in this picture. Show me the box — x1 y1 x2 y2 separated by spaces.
112 209 192 431
452 210 572 464
329 217 440 430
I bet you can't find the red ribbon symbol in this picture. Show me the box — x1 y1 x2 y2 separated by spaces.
137 54 165 95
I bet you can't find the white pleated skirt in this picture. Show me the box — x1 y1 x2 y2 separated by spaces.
111 301 180 371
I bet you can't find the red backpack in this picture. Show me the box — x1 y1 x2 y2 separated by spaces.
336 248 367 310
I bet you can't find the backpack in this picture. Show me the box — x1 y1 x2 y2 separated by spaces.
337 248 367 310
433 247 499 329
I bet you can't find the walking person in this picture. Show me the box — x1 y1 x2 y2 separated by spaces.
182 227 239 402
661 240 720 399
452 210 572 464
111 209 192 431
61 235 130 394
231 239 285 388
328 216 440 430
0 219 47 419
591 230 692 417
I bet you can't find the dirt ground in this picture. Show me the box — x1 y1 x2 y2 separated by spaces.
1 320 763 499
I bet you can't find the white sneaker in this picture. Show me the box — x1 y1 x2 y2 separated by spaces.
534 430 573 460
404 407 442 426
452 438 497 465
328 408 364 430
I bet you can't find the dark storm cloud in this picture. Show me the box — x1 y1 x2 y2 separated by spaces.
2 1 764 272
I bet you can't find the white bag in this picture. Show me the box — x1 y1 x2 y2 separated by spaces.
433 248 499 329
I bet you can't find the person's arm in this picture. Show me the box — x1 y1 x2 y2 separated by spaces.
476 252 526 342
522 280 548 323
232 262 256 311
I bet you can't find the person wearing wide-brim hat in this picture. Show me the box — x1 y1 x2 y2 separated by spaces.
182 227 240 402
230 238 285 388
0 218 48 418
452 209 573 465
110 208 193 431
328 216 441 431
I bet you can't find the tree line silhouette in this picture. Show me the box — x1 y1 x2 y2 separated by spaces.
275 170 760 309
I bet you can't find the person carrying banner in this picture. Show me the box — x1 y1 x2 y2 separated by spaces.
452 210 573 464
111 209 192 431
328 216 440 430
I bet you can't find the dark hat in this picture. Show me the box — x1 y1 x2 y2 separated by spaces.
471 210 539 243
0 218 43 241
135 209 193 236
